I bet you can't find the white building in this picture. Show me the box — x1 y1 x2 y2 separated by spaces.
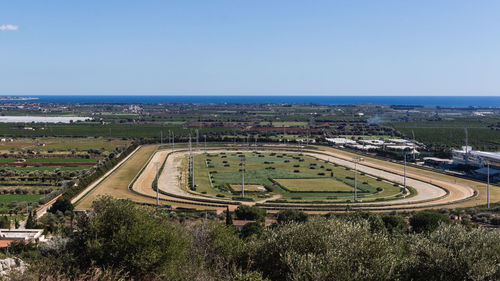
325 138 357 145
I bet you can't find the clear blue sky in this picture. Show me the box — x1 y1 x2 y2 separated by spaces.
1 0 499 96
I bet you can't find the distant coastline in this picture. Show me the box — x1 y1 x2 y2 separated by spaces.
0 96 38 101
0 95 498 107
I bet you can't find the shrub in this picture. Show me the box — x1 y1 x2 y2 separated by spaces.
409 210 451 233
382 215 407 234
241 222 264 239
277 209 308 224
234 205 266 222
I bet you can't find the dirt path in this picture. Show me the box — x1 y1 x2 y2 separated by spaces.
302 152 447 205
148 148 468 209
309 149 475 208
110 144 477 212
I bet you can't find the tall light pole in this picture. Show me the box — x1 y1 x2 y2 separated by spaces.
487 161 490 209
404 152 407 193
241 155 245 198
353 157 364 202
171 132 175 152
189 135 195 189
155 163 160 207
196 129 199 151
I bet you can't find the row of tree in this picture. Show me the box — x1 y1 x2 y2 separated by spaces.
9 197 500 281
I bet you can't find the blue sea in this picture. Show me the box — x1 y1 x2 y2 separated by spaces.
1 95 499 107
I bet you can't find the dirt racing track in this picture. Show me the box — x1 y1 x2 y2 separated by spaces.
127 145 477 212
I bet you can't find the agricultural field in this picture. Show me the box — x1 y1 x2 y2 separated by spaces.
191 152 403 202
0 137 132 214
258 121 308 127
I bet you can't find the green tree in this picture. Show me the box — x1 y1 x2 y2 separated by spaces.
277 209 308 224
234 205 266 222
0 216 9 228
226 206 233 226
241 222 264 239
71 196 190 279
25 210 36 229
402 224 500 281
48 197 74 214
382 215 407 234
248 217 402 281
410 210 451 233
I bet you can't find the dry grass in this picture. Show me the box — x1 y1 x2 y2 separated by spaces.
76 145 158 209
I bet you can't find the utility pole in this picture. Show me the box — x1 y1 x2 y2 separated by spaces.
241 155 245 198
204 135 207 153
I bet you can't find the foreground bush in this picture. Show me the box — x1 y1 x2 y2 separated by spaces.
16 198 500 281
71 196 190 279
247 217 402 281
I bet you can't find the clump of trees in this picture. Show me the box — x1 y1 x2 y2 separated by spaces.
10 198 500 281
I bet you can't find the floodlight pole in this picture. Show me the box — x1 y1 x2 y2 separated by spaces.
487 162 490 209
404 152 407 193
354 161 357 202
172 132 175 152
155 163 160 207
196 129 199 151
353 157 364 202
241 156 245 198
